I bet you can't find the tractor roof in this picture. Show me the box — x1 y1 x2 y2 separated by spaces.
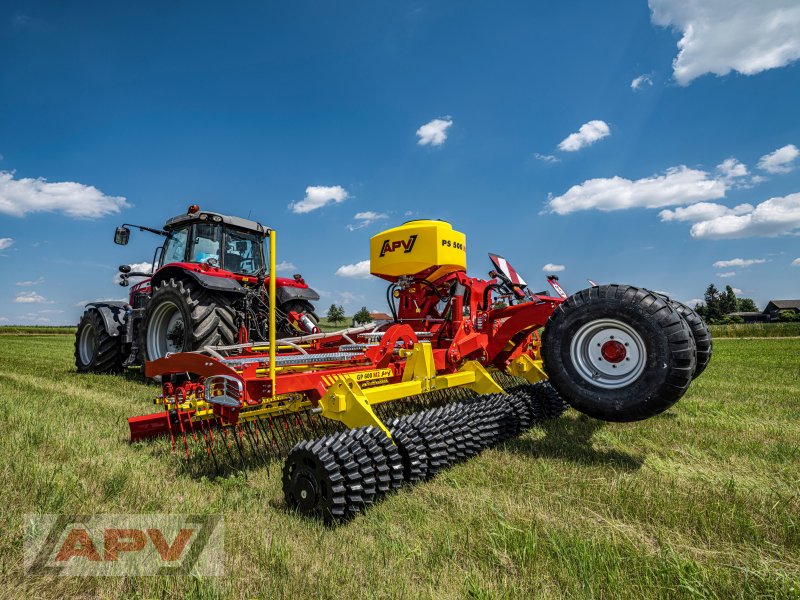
164 210 269 235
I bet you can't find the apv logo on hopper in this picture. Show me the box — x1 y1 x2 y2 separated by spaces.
379 234 417 257
24 514 224 576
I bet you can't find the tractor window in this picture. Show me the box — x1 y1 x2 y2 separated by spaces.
224 228 264 275
162 227 188 264
189 223 222 264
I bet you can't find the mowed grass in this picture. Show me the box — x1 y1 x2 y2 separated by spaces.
0 335 797 599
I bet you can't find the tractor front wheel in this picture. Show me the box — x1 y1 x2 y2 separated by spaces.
541 285 696 422
74 309 124 373
139 278 236 363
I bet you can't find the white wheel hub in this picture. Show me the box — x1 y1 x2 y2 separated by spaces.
147 300 186 359
570 318 647 389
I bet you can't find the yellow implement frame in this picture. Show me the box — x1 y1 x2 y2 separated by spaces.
317 342 503 438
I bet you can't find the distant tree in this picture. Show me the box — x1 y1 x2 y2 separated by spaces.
777 309 800 322
326 304 346 325
737 297 759 313
697 284 723 323
492 300 508 309
353 306 372 325
720 285 738 315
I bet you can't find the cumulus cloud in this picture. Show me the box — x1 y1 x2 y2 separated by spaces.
275 260 296 273
289 185 349 214
542 263 565 272
731 287 743 295
534 153 560 163
757 144 799 174
691 192 800 239
548 166 725 215
14 291 52 304
630 74 653 90
558 120 611 152
649 0 800 85
659 202 753 222
113 261 153 284
792 258 800 266
716 272 736 278
0 237 13 251
16 277 44 286
416 117 453 146
335 260 371 278
347 211 388 231
0 171 128 218
712 258 766 268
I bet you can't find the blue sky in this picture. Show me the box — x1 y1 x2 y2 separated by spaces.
1 1 799 325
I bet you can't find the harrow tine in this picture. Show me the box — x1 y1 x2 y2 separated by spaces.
242 421 270 471
232 425 249 475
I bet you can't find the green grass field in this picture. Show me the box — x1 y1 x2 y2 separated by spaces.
0 334 798 598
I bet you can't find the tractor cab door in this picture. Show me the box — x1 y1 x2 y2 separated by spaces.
488 253 530 301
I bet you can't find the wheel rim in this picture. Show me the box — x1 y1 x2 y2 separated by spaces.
147 300 186 359
569 318 647 389
78 323 96 365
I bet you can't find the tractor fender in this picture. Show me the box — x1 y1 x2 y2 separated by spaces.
276 285 320 305
151 266 245 294
84 301 128 337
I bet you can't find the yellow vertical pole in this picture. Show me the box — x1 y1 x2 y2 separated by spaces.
269 229 277 396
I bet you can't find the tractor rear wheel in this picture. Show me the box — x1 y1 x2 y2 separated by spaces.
139 278 237 363
541 285 696 422
74 309 124 373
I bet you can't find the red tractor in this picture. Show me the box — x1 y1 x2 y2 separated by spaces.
75 205 320 373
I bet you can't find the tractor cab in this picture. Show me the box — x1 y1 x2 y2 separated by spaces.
160 211 267 276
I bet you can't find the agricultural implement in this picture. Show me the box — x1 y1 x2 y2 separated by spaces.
128 220 711 522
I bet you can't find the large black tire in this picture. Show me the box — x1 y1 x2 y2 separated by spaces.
658 295 712 379
74 309 125 373
139 278 237 362
541 285 696 422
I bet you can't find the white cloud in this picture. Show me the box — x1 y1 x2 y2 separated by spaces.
16 277 45 286
558 120 610 152
275 260 296 273
0 317 8 323
347 211 388 231
0 171 128 218
534 153 560 163
542 263 565 272
548 166 725 215
335 260 371 278
289 185 349 214
712 258 766 268
0 237 14 251
716 158 748 180
792 258 800 266
630 74 653 91
113 261 153 284
731 287 743 295
649 0 800 85
757 144 799 174
416 117 453 146
686 298 703 308
716 272 736 278
691 192 800 239
659 202 753 222
14 291 52 304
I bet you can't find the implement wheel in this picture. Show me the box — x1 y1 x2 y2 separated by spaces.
657 294 713 379
542 285 696 422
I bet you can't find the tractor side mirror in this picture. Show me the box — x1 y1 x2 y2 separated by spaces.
114 226 130 245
